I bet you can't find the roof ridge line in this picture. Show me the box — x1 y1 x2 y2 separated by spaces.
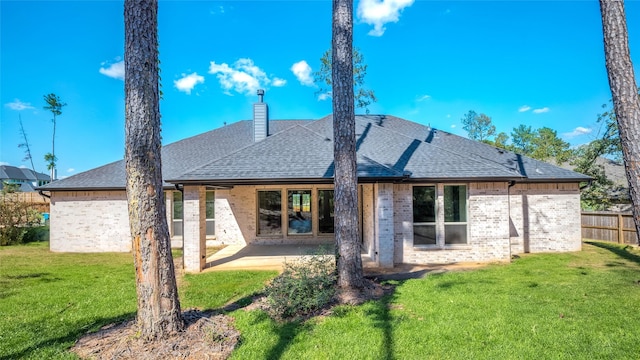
363 117 523 177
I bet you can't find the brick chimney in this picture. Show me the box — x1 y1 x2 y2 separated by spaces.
253 89 269 142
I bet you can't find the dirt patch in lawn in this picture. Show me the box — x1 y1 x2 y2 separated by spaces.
71 310 239 360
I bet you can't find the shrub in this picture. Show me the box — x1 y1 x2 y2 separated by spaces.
22 226 50 243
0 194 43 246
265 251 336 319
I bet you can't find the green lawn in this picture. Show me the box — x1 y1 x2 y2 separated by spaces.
2 241 640 359
0 242 275 359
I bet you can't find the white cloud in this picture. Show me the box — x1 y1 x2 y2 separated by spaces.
446 114 451 118
67 168 75 173
208 58 280 96
99 60 124 80
5 99 34 111
210 5 225 15
174 72 205 94
272 78 287 87
318 92 332 101
291 60 314 86
357 0 415 36
0 162 9 166
563 126 593 138
518 105 531 112
450 124 456 128
533 107 550 114
417 94 431 101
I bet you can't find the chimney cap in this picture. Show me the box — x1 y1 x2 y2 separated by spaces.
257 89 265 96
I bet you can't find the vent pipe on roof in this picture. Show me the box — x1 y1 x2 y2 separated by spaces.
253 89 269 142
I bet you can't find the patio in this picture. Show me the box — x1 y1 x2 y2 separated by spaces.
201 244 486 279
203 244 374 271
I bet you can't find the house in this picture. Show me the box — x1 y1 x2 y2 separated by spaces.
39 92 590 272
1 165 51 192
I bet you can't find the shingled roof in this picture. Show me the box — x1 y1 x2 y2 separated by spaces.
1 165 50 192
40 115 589 191
39 120 309 190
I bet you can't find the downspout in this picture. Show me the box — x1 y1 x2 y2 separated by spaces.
507 180 516 260
174 183 185 270
579 179 593 191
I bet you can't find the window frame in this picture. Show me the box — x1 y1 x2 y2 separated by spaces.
443 184 468 245
317 189 335 235
412 185 437 246
257 189 284 236
205 190 215 237
287 189 313 236
172 191 183 238
411 183 469 249
256 186 335 238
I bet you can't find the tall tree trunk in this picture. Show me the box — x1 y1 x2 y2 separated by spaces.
332 0 364 289
600 0 640 241
124 0 183 340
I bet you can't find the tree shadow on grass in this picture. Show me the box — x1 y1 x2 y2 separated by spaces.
585 241 640 265
0 312 135 360
364 283 399 360
238 310 312 360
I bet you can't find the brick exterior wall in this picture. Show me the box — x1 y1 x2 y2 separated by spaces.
375 183 395 267
183 186 206 272
395 182 512 264
361 184 375 259
509 183 582 254
392 182 582 265
49 181 582 271
49 191 131 252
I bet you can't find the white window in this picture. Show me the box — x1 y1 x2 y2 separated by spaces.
443 185 468 245
172 191 183 237
412 186 436 245
412 184 468 246
205 190 215 237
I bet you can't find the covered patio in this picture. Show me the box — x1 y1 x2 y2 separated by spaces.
202 244 375 272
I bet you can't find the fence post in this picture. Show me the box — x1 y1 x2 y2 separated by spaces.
618 213 624 244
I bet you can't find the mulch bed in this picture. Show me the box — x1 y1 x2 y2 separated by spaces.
71 310 239 360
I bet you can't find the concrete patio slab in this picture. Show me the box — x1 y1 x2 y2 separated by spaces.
202 245 489 278
204 244 375 272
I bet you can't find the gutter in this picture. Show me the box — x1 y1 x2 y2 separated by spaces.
579 179 593 191
38 190 51 199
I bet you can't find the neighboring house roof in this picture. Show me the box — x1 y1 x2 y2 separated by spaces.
39 115 590 191
0 165 50 192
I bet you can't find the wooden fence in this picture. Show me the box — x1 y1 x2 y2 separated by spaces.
0 192 50 213
581 211 638 244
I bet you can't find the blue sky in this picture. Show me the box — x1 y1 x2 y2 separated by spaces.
1 0 639 178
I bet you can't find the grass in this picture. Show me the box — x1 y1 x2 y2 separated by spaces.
2 241 640 359
0 242 276 359
229 242 640 360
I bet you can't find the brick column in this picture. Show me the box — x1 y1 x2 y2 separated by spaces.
183 185 206 272
375 183 394 268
